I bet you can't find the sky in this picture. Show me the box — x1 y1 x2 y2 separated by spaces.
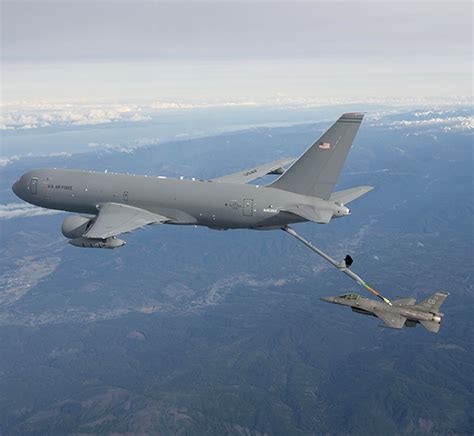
1 1 472 105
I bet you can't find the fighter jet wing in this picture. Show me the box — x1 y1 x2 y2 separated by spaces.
84 203 169 239
392 297 416 306
212 157 295 184
373 309 407 329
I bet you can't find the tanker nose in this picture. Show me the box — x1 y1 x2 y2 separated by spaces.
12 179 21 197
12 180 23 200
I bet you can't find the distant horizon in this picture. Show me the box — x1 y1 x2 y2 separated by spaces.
1 104 472 163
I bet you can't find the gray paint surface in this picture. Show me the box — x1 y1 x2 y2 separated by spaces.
320 292 449 333
270 113 363 199
11 113 369 246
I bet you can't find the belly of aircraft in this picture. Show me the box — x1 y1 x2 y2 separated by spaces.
190 210 304 229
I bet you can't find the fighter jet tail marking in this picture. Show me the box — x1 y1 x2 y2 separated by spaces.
415 291 449 313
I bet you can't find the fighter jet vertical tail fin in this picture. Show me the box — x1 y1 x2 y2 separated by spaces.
416 291 449 312
269 113 364 200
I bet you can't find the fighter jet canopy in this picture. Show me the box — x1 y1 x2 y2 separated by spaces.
338 293 362 300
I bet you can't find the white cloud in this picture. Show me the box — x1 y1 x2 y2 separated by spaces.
133 137 160 146
149 100 259 110
130 113 151 122
0 203 63 219
382 116 473 131
87 142 139 154
86 136 160 154
0 103 152 130
0 152 72 168
0 155 21 167
0 137 159 168
1 95 471 131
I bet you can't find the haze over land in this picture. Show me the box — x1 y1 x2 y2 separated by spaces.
1 1 472 434
0 107 473 434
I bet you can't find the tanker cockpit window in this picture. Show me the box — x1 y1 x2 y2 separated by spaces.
30 178 38 194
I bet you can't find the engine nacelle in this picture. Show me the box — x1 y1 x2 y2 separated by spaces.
61 215 94 239
69 237 126 249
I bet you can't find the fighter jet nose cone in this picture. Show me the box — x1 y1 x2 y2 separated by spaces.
320 297 334 303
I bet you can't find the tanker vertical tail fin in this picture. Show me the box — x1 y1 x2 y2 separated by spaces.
269 113 364 200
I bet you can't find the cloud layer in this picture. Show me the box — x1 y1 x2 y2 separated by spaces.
0 203 63 219
2 96 471 131
384 116 473 131
0 152 72 168
1 103 151 130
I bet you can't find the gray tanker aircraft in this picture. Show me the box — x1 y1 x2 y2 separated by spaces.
12 113 373 248
320 292 449 332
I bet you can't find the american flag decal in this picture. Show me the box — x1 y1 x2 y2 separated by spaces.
319 142 331 149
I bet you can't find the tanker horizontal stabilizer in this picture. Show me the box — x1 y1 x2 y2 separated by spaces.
212 157 295 184
329 186 374 204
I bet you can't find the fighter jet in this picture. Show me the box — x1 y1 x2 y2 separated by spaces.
11 113 373 248
320 292 449 332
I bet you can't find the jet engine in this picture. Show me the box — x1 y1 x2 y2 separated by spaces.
69 237 125 249
61 215 94 239
61 215 126 249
